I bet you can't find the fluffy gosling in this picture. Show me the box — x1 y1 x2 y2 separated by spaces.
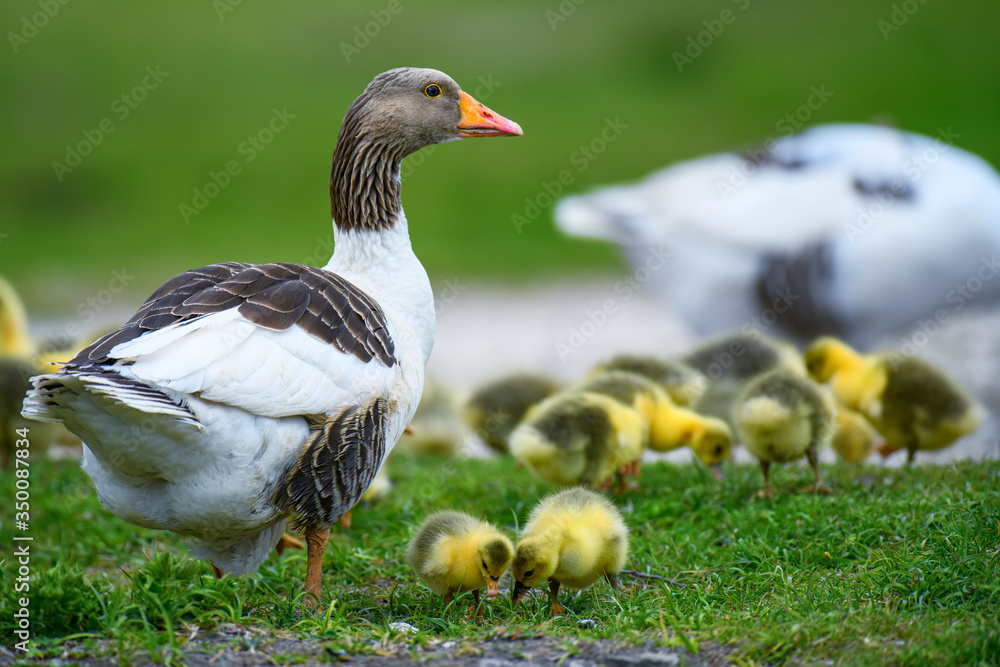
590 355 707 406
683 332 806 429
734 369 835 496
509 391 645 489
511 487 628 616
805 336 983 464
462 373 561 453
576 370 732 479
394 378 470 456
406 510 513 618
831 404 881 464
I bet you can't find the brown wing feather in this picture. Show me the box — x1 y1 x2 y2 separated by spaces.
72 262 396 367
274 397 389 529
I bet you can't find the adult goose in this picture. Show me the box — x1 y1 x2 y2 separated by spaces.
22 68 522 606
555 124 1000 346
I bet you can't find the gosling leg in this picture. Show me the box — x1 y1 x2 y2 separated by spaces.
806 447 832 495
756 460 774 498
548 579 563 616
468 588 483 623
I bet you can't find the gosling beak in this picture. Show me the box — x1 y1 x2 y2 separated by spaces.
711 463 724 482
511 580 529 604
486 576 499 599
458 91 523 138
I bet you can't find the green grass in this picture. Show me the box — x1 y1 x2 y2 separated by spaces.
3 1 1000 312
2 451 998 665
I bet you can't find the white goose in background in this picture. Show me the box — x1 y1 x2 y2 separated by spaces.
555 124 1000 346
22 68 522 607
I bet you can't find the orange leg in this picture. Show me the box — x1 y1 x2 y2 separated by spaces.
303 528 330 609
275 532 304 556
876 440 903 459
548 579 564 616
613 469 627 495
629 459 642 490
613 459 641 494
466 589 483 623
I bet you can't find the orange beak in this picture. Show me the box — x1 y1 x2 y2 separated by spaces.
458 91 523 138
486 577 499 599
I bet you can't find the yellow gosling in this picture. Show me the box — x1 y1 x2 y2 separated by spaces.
0 277 32 360
406 511 513 619
394 379 470 456
589 355 708 406
682 332 806 430
831 405 881 464
511 487 628 616
576 370 732 477
462 373 561 454
509 391 645 489
805 337 983 464
735 369 835 496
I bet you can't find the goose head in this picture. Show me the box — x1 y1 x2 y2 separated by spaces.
330 67 522 232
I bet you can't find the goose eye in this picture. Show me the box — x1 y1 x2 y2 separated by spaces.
524 569 534 578
424 84 442 98
482 560 488 569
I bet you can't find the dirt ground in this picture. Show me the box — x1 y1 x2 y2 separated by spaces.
10 624 737 666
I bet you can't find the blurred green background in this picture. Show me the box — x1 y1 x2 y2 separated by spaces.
2 0 999 314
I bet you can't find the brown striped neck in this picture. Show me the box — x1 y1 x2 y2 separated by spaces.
329 129 404 234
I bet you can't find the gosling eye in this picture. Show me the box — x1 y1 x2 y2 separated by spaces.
524 569 534 578
424 83 442 98
714 444 723 456
482 560 488 569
